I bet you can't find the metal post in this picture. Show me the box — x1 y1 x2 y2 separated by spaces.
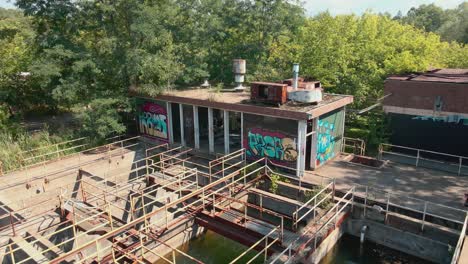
458 157 463 176
264 237 268 261
260 194 263 219
9 212 16 237
364 186 368 217
212 193 215 216
421 201 428 232
385 194 390 224
244 205 247 226
416 150 420 167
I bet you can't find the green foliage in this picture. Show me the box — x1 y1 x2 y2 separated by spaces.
303 187 333 211
0 129 74 173
268 172 290 194
214 82 224 93
76 98 130 140
396 2 468 44
0 1 466 156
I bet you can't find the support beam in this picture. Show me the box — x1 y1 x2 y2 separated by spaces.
167 102 174 144
310 118 319 170
193 106 200 149
241 112 244 149
179 104 185 146
340 106 346 153
208 107 214 153
224 110 230 154
297 120 307 177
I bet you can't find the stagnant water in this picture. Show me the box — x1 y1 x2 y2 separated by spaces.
158 231 434 264
320 234 435 264
155 230 264 264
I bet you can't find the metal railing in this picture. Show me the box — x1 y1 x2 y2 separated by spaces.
452 213 468 264
292 181 334 230
342 137 366 156
379 143 468 176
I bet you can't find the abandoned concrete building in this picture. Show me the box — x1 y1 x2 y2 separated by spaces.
133 67 353 177
0 63 467 264
383 69 468 157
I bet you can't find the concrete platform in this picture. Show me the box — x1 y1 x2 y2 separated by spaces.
307 154 468 210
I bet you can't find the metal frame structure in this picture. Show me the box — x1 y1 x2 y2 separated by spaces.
1 139 467 264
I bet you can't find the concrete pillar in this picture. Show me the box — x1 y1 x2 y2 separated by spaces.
340 106 346 152
179 104 185 146
224 110 230 154
241 112 244 149
297 120 307 177
310 117 319 170
194 106 200 149
208 107 214 153
167 102 174 144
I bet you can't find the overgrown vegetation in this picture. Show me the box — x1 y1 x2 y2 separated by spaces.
0 128 75 172
268 172 290 194
302 187 333 211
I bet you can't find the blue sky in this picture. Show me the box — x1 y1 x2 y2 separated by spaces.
0 0 465 16
304 0 465 16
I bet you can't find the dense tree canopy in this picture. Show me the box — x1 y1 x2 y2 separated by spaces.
0 0 467 140
396 2 468 43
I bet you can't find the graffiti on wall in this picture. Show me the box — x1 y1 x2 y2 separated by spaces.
412 115 468 126
139 102 168 141
245 128 297 164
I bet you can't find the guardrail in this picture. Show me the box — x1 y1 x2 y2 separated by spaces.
342 137 366 156
378 143 468 176
451 213 468 264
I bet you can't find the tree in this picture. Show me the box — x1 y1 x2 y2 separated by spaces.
0 8 35 114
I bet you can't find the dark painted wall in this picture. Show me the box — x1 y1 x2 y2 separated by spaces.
135 98 169 142
389 113 468 157
243 113 298 168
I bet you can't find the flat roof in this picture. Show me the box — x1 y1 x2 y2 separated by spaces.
133 87 353 120
387 69 468 84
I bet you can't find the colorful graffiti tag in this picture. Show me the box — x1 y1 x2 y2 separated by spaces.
244 128 298 164
316 120 336 166
139 102 169 141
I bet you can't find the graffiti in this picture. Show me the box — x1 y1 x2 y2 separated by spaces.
139 102 168 140
245 128 297 163
412 115 468 126
316 120 336 166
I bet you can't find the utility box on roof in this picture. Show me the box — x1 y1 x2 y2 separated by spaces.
251 82 288 105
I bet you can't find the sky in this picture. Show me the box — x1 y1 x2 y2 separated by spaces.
0 0 465 16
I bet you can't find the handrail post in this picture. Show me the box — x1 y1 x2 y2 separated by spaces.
385 194 390 224
9 212 16 237
416 150 420 167
458 157 462 176
364 186 368 217
421 201 427 232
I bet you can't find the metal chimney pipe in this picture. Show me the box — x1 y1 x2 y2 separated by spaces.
293 63 299 90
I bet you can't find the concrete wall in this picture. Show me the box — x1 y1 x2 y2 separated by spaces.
346 218 452 264
243 113 299 169
316 107 344 168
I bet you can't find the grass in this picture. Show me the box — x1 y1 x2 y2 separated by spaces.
0 128 77 173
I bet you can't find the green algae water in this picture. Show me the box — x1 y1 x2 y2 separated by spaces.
158 232 433 264
157 230 264 264
320 234 435 264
